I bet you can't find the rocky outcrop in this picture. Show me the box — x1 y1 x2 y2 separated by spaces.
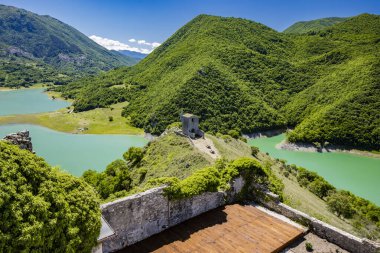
3 130 33 152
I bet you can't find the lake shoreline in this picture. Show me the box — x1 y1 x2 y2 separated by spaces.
277 139 380 159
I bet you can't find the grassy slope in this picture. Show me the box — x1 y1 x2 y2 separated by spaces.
130 132 252 186
0 102 143 135
283 17 348 34
0 4 135 87
256 152 357 235
130 132 213 185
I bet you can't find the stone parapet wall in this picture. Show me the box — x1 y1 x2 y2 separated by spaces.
100 177 243 253
259 193 380 253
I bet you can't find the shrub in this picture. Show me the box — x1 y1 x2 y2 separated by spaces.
327 190 356 218
108 116 114 122
308 179 335 199
305 242 313 251
227 129 240 139
0 141 100 252
166 121 182 129
123 147 144 166
250 146 260 156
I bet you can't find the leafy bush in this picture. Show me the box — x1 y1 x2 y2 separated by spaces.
83 159 132 199
227 129 240 139
305 242 313 251
123 147 144 166
0 141 100 252
327 190 356 218
250 146 260 156
296 167 335 198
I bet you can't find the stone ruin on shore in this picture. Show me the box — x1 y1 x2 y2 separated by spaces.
2 130 33 152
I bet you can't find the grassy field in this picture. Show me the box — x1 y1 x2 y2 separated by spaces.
0 102 143 135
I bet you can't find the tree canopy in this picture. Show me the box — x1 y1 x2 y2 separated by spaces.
0 141 101 252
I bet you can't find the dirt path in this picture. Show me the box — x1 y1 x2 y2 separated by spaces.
191 137 220 159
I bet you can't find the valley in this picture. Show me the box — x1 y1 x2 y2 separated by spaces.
0 2 379 252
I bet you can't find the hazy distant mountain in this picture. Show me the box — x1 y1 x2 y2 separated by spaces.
117 50 148 60
0 4 136 87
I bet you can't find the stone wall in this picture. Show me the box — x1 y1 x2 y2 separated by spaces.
258 192 380 253
2 130 33 152
100 177 244 253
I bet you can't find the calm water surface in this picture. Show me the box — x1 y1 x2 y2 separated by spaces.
249 134 380 205
0 124 147 176
0 88 70 115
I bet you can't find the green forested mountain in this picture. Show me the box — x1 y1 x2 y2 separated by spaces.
283 17 348 34
59 13 380 150
61 15 309 133
0 5 135 87
284 14 380 149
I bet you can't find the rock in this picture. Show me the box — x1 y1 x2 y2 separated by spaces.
3 130 33 152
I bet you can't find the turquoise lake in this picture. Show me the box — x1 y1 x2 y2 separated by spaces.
0 88 71 116
249 134 380 205
0 124 147 176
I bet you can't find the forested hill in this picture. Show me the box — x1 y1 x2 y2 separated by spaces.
283 13 380 149
283 17 348 34
61 15 309 133
59 13 380 150
0 5 135 87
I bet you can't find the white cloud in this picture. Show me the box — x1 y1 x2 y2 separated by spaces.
151 42 161 48
137 39 147 45
89 35 154 54
129 38 136 43
134 39 161 48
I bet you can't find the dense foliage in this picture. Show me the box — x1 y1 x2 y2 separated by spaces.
284 14 380 150
0 141 101 252
0 4 137 87
283 17 348 34
60 13 380 149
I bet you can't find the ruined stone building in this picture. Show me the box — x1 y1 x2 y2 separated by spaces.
180 113 204 139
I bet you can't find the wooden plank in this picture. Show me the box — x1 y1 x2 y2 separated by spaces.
119 204 304 253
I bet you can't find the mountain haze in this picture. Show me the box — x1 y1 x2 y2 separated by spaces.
0 5 135 87
59 13 380 150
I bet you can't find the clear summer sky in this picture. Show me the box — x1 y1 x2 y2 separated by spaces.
1 0 380 53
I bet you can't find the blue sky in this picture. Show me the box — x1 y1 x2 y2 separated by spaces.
1 0 380 53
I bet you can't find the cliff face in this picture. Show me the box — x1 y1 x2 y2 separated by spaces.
3 130 33 152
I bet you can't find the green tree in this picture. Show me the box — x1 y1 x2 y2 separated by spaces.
0 141 101 252
250 146 260 157
327 190 356 218
123 147 144 166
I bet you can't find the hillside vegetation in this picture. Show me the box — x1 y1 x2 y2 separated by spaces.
284 14 380 149
82 130 253 200
0 5 135 87
59 13 380 150
283 17 348 34
81 130 380 240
